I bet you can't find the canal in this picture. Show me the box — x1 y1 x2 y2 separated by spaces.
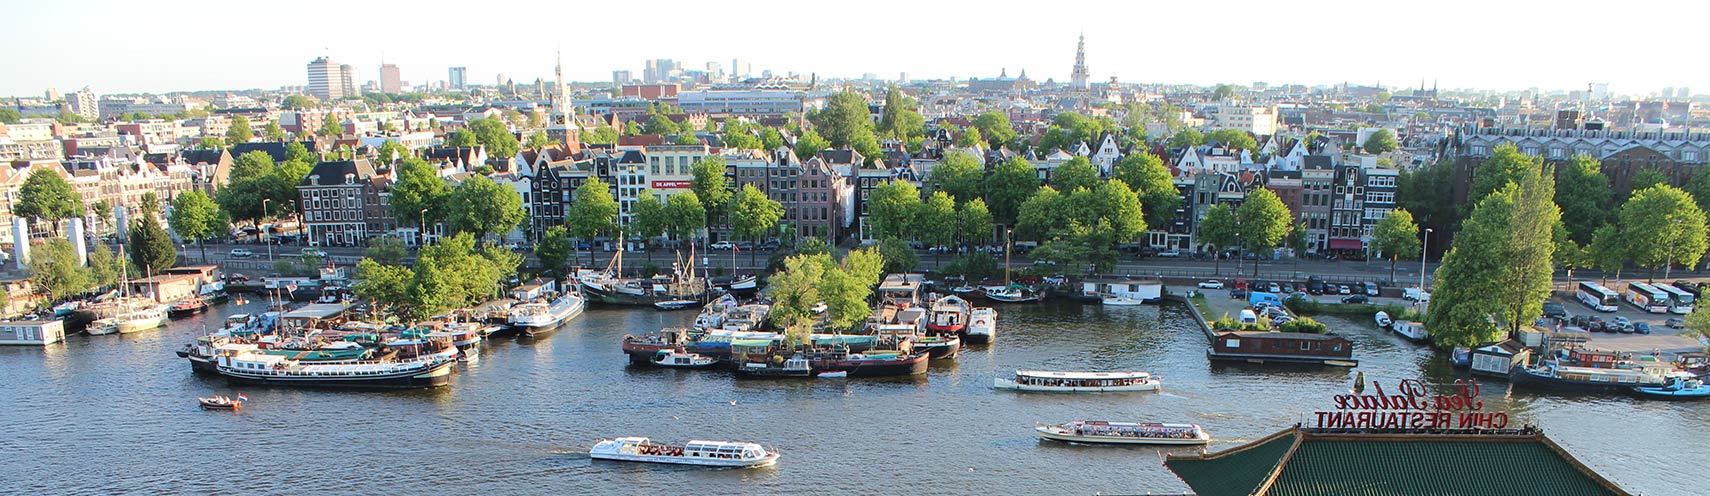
0 300 1701 494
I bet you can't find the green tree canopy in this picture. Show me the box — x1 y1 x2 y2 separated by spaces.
1198 203 1239 274
729 183 783 265
928 151 985 202
448 174 524 242
168 190 223 263
1619 185 1709 280
972 111 1018 150
468 117 519 159
1169 128 1205 149
1362 129 1398 154
866 180 923 240
1629 168 1668 195
13 168 83 223
1468 143 1537 208
691 156 732 216
0 108 22 124
447 129 478 147
319 113 343 137
984 157 1039 224
355 258 412 318
1235 188 1293 269
282 95 314 110
389 157 450 228
87 243 120 289
956 198 994 246
876 87 925 140
405 256 450 322
813 90 877 152
535 225 574 272
568 177 620 241
263 120 286 141
630 192 666 245
29 239 90 302
584 123 620 145
1113 151 1178 229
226 115 253 145
918 191 957 255
526 131 552 149
1049 156 1100 192
664 191 706 241
793 129 830 158
1555 155 1613 244
642 113 679 135
128 215 177 274
1205 129 1257 151
1427 161 1559 346
365 237 408 265
1371 209 1421 283
955 126 983 148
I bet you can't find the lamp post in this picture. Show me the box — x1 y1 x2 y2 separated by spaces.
261 199 274 261
1420 228 1433 291
420 208 429 247
1004 228 1013 285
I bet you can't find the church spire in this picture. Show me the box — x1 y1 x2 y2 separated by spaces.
1070 32 1090 90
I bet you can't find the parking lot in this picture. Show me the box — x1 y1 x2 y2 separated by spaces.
1548 293 1704 354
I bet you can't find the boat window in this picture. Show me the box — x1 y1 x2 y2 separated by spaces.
1225 338 1240 348
1300 342 1312 350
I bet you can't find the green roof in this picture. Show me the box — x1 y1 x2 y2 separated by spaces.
1166 427 1630 496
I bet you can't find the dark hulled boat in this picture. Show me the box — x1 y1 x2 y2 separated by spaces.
808 349 929 378
168 296 209 318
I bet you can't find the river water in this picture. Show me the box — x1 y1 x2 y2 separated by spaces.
0 300 1701 495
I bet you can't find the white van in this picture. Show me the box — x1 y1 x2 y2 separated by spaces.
1238 309 1259 325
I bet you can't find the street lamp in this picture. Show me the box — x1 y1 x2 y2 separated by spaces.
1004 228 1013 285
420 208 429 247
1420 228 1434 291
261 198 274 261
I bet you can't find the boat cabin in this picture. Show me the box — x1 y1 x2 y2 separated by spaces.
1208 331 1355 365
1079 279 1162 302
1014 370 1152 388
1567 349 1620 369
1469 340 1530 377
281 303 354 330
126 274 200 303
0 320 64 345
877 274 924 305
510 279 558 300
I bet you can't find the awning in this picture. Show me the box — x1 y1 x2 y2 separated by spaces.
1328 239 1364 250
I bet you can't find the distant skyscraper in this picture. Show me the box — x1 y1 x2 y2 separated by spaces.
732 59 751 79
307 57 348 100
68 87 97 120
1069 33 1090 90
613 70 633 85
448 67 467 89
1682 87 1693 98
44 87 60 102
706 61 724 82
339 64 357 98
380 63 402 93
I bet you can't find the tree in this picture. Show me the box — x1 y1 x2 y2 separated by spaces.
766 254 827 333
813 90 877 152
535 225 574 273
226 115 253 145
282 95 314 110
823 248 884 330
1235 188 1293 276
1619 185 1709 280
1112 151 1179 229
13 168 83 230
128 215 176 274
138 192 162 218
285 142 314 163
447 129 478 147
1629 168 1669 196
1399 159 1456 245
1205 129 1257 151
866 180 923 240
1050 157 1100 192
1468 143 1536 208
972 111 1018 150
405 257 450 322
760 127 786 151
879 238 919 273
263 121 286 141
1371 209 1421 284
447 174 524 243
957 198 994 247
568 178 620 265
642 113 679 135
664 191 707 243
622 121 641 136
28 239 90 302
1198 204 1239 275
691 156 732 217
354 258 412 318
87 243 120 289
1169 128 1205 149
1684 169 1710 214
927 151 984 202
198 137 225 150
955 126 983 148
1426 161 1559 346
389 157 450 232
1586 224 1627 284
984 157 1039 224
918 191 957 266
876 87 925 141
793 129 830 157
468 117 519 159
723 130 761 150
375 139 407 165
1362 129 1398 154
319 113 343 137
729 184 783 266
523 131 552 150
168 190 222 263
365 237 408 265
630 192 666 261
1014 186 1063 242
1213 84 1237 101
674 130 700 145
584 124 619 145
1681 305 1710 354
90 199 113 233
0 108 21 124
1555 155 1613 244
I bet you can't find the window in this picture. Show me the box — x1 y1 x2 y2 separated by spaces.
1225 338 1241 348
1686 150 1699 162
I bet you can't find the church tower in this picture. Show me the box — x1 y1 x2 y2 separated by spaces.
1070 33 1090 90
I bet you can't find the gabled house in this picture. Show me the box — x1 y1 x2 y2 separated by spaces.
297 159 391 247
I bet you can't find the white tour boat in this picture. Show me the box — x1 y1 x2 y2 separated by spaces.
964 307 996 343
994 370 1161 392
590 437 779 468
116 304 171 334
508 290 586 331
1035 421 1210 445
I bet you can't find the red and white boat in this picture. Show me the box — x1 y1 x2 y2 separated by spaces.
926 294 971 333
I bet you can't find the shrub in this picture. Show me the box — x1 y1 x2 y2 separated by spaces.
1279 316 1328 334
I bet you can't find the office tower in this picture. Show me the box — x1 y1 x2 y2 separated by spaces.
448 67 467 89
380 63 402 93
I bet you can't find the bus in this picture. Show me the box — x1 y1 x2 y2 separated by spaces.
1626 282 1672 314
1659 284 1696 314
1576 282 1619 312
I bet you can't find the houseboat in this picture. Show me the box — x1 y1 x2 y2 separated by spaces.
589 437 778 468
1511 349 1666 392
964 307 996 344
1035 421 1210 446
1078 279 1163 304
734 355 814 378
213 345 457 389
1206 330 1357 366
1392 320 1428 343
1467 340 1530 378
806 349 930 377
926 294 972 333
0 320 65 345
653 349 720 369
994 370 1160 392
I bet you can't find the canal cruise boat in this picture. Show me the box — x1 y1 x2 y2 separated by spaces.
590 437 779 468
1206 330 1357 367
993 370 1161 392
1035 421 1210 446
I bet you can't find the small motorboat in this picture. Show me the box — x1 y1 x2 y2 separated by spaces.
985 285 1043 303
1631 374 1710 400
169 296 209 318
654 299 700 311
1374 311 1393 328
653 349 720 369
964 307 996 344
198 394 245 410
86 318 118 336
1101 295 1146 306
951 285 979 294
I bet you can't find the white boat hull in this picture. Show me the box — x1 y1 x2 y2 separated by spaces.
1034 426 1209 445
589 451 779 468
117 314 169 334
994 377 1161 392
1101 296 1146 306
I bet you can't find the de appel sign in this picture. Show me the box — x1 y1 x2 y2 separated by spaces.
1314 379 1509 430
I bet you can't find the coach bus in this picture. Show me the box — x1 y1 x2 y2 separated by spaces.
1658 284 1696 314
1576 281 1619 313
1626 282 1672 314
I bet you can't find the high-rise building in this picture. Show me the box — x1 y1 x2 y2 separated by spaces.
44 88 60 102
380 63 402 93
307 57 342 100
706 61 724 82
339 64 357 98
613 70 633 85
448 67 467 89
67 87 98 121
732 59 751 79
1069 33 1091 90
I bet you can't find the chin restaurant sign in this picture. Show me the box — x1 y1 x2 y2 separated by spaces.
1313 379 1508 430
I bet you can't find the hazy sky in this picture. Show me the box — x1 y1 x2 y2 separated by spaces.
4 0 1707 97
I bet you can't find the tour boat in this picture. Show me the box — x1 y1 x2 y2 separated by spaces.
964 307 996 344
1035 421 1210 446
1511 359 1665 393
1392 320 1429 343
86 318 118 335
926 295 972 333
213 347 457 389
169 295 210 318
985 284 1044 303
589 437 779 468
116 304 170 334
735 355 814 378
654 299 700 311
509 289 586 337
197 394 245 410
993 370 1161 392
653 349 720 369
1101 295 1147 306
1374 311 1393 328
1629 374 1710 400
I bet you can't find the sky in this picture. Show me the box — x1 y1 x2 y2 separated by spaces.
3 0 1708 97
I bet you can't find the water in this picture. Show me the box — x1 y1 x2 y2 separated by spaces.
1 301 1702 494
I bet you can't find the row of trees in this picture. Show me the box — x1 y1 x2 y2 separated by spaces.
353 233 521 322
766 248 884 347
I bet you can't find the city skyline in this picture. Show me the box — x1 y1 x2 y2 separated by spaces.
4 0 1710 97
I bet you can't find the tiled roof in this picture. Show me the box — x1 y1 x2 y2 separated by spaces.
1167 427 1630 496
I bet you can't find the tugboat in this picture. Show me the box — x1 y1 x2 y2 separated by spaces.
590 437 778 468
509 285 586 338
926 294 971 333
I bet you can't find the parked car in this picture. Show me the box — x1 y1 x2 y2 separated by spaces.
1363 282 1380 296
1156 249 1181 258
1337 285 1352 295
1197 280 1224 289
1137 246 1159 257
1666 317 1686 329
224 273 251 282
1542 302 1568 319
302 247 327 258
1634 322 1652 334
760 240 781 251
1612 316 1634 333
229 248 254 258
1230 288 1249 300
1296 284 1309 294
1403 287 1430 302
1267 283 1281 293
1342 294 1370 304
736 241 755 250
710 241 736 250
1306 278 1326 295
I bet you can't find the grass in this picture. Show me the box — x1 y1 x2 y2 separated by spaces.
1284 297 1424 321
